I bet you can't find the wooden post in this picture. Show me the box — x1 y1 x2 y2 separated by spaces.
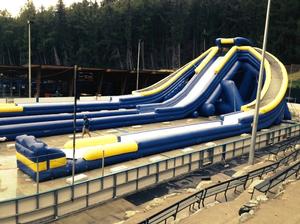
96 72 104 96
69 75 74 97
121 75 128 95
35 65 41 98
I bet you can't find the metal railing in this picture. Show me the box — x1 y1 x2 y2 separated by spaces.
0 96 106 104
252 159 300 199
139 136 300 224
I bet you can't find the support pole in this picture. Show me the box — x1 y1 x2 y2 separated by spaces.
102 149 105 177
71 65 78 200
36 156 40 208
36 65 41 99
36 157 40 194
136 39 142 90
248 0 272 165
28 20 32 98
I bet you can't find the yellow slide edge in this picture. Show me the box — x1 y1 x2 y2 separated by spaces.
259 51 288 114
240 47 272 111
134 47 213 96
214 46 238 74
83 140 138 161
131 65 190 96
194 47 219 74
63 134 118 149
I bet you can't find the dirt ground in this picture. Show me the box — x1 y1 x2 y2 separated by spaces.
180 179 300 224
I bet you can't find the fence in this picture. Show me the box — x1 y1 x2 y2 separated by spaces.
286 64 300 74
0 96 107 104
252 159 300 199
0 122 299 224
139 136 300 224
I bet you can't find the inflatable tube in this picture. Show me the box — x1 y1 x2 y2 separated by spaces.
63 135 118 149
215 80 244 114
83 140 138 161
0 103 23 113
215 37 252 48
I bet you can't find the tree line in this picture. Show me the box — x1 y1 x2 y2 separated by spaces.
0 0 299 70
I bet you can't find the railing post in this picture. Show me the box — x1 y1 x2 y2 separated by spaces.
36 156 40 209
102 149 105 177
156 163 159 183
188 153 192 172
244 173 250 189
54 190 58 219
16 199 19 224
173 203 180 221
113 174 117 198
136 168 140 191
86 182 89 208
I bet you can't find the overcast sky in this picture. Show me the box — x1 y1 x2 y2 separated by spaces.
0 0 84 17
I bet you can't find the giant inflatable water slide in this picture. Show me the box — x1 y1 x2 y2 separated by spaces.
11 37 291 181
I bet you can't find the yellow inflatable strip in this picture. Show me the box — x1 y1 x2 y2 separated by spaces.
132 65 190 96
16 152 47 172
220 38 235 45
0 103 23 113
49 157 67 169
240 47 272 112
63 134 118 149
134 47 213 96
83 140 138 161
214 46 238 74
258 51 288 114
194 47 219 74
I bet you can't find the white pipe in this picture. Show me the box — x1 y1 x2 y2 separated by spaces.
136 39 142 90
248 0 272 165
28 20 32 98
71 65 77 200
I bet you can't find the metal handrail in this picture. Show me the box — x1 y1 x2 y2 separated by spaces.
252 160 300 198
139 137 300 224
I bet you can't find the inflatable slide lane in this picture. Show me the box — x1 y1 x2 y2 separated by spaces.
15 37 291 181
0 48 211 118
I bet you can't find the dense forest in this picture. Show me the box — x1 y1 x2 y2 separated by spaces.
0 0 299 69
